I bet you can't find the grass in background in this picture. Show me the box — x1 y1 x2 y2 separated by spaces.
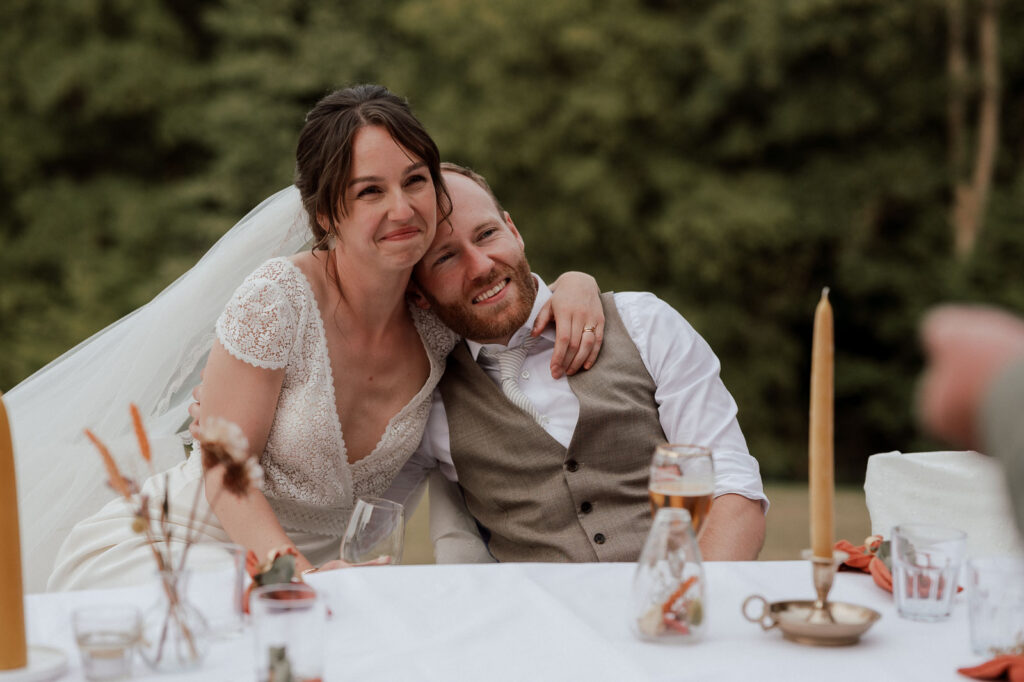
401 481 872 564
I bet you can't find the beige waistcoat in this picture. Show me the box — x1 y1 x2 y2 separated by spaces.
439 293 665 562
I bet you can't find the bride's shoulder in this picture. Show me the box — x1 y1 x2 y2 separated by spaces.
237 256 313 293
225 257 316 314
409 306 461 358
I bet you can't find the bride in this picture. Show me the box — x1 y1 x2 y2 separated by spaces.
7 84 603 591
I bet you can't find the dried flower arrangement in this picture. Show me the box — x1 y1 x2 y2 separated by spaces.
86 404 263 668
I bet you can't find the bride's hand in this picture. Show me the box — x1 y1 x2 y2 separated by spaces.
187 371 205 440
535 271 604 378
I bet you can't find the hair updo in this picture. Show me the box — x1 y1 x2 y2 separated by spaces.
295 84 451 249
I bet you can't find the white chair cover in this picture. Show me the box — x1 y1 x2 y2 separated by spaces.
864 450 1023 557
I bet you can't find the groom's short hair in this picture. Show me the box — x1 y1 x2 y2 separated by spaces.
440 162 505 215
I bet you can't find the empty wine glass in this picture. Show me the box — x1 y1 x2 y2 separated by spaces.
340 497 404 565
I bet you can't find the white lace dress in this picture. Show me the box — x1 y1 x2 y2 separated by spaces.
47 258 457 591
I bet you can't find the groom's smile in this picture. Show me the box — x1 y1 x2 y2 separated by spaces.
413 171 537 345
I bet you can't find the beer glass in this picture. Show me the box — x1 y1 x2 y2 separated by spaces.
648 444 714 536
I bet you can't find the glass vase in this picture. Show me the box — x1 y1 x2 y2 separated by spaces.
140 568 210 672
632 507 707 643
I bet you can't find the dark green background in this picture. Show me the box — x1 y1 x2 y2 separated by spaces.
2 0 1022 482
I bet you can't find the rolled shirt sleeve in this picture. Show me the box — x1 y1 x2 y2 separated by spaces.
614 292 768 512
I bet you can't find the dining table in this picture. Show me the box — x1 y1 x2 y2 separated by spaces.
20 560 983 681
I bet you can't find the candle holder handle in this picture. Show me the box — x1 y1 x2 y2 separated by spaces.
801 549 849 624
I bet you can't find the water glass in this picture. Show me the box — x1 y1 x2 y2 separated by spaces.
72 605 141 681
251 583 327 682
632 507 706 642
340 497 404 565
968 556 1024 656
891 523 967 622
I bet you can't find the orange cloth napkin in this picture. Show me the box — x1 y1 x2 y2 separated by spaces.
835 537 893 592
958 655 1024 681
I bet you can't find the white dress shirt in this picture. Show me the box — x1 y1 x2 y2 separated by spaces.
388 276 768 511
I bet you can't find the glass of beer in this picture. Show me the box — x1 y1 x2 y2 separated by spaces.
648 444 714 536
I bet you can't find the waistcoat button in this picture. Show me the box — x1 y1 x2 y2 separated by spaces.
566 460 579 472
594 532 606 544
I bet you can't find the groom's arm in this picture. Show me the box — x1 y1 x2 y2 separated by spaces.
391 389 494 563
615 292 767 560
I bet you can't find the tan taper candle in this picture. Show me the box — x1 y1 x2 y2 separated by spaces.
809 289 835 559
0 394 27 670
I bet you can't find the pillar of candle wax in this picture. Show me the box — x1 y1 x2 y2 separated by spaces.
809 289 835 559
0 394 28 670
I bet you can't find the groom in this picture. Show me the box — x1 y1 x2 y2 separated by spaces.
391 163 766 562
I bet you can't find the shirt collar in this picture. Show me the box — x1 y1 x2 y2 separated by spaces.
466 274 554 361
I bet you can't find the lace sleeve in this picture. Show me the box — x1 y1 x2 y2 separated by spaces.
215 261 298 370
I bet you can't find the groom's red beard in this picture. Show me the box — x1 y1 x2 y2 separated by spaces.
421 259 536 342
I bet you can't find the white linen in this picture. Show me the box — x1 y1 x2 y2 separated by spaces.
392 277 767 509
25 561 980 681
864 450 1024 556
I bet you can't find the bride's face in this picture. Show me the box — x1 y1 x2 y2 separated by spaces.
331 125 438 270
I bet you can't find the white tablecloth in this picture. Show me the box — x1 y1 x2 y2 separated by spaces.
23 561 981 681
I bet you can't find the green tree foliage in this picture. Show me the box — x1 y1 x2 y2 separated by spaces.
2 0 1021 481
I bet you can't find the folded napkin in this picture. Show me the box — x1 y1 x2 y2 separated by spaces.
835 536 893 592
958 655 1024 681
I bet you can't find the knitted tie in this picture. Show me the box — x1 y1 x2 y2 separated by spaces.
479 336 546 426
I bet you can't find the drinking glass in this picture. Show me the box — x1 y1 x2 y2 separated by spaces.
968 556 1024 656
340 497 404 565
632 507 706 643
891 523 967 622
251 583 326 682
72 605 141 681
648 444 714 536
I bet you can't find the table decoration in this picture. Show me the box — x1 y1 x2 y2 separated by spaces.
835 536 893 592
85 406 262 672
809 288 834 561
632 508 705 642
958 655 1024 681
742 288 881 645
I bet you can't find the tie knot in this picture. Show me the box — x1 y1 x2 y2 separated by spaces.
479 336 537 383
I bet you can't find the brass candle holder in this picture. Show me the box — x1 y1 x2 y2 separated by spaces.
742 549 880 646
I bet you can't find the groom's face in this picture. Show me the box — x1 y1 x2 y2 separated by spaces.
412 172 536 345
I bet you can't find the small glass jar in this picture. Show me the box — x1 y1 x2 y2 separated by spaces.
632 507 707 643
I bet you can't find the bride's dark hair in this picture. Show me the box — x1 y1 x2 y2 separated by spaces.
295 84 452 249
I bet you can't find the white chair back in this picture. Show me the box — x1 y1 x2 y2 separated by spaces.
864 450 1023 557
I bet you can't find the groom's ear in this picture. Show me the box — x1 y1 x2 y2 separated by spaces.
406 280 432 310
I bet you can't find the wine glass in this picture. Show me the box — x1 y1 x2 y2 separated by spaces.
648 444 714 537
340 497 405 565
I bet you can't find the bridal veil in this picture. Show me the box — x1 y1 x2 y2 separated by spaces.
5 186 311 592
